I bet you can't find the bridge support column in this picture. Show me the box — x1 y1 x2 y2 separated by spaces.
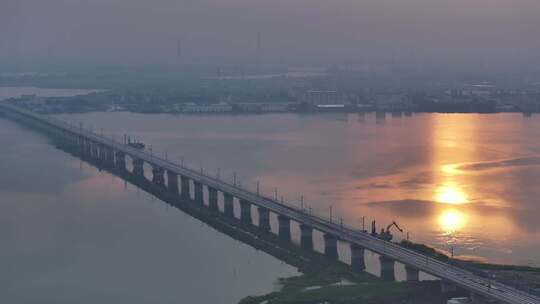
278 215 291 241
224 193 234 217
379 256 395 281
258 207 271 232
98 145 107 162
115 151 126 171
300 224 313 251
324 234 338 259
133 159 144 177
80 139 88 157
194 181 203 203
240 200 252 225
350 244 366 272
405 265 419 282
167 171 179 195
77 136 85 154
152 166 165 186
106 148 115 167
441 281 457 294
208 187 218 211
470 293 496 304
180 175 190 200
90 143 98 159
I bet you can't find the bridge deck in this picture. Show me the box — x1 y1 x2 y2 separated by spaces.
1 103 538 304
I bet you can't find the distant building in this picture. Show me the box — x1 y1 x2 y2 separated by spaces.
233 102 293 113
304 90 344 106
182 103 232 113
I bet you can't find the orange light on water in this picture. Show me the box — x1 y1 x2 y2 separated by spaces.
435 182 469 205
438 209 467 233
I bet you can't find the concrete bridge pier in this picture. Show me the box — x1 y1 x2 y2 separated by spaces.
324 234 338 259
258 207 271 232
379 256 396 281
105 148 115 167
278 215 291 241
300 224 314 251
405 265 420 282
99 146 111 165
115 151 126 171
194 181 204 203
81 140 92 157
152 166 165 186
208 187 218 211
180 175 190 199
98 145 107 162
441 281 457 293
240 200 252 225
470 293 497 304
223 193 234 217
167 171 179 195
77 136 85 153
350 244 366 272
132 159 144 177
90 143 99 159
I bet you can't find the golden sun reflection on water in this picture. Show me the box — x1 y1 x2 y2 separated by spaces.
435 182 469 205
438 209 468 234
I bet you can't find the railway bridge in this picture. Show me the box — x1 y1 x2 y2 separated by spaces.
1 102 538 304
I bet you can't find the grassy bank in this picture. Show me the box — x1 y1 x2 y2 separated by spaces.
239 264 437 304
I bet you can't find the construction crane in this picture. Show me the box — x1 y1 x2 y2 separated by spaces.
376 221 403 241
386 221 403 233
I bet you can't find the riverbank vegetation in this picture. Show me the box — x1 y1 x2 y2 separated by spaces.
239 264 439 304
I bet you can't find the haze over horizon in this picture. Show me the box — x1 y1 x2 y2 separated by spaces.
2 0 540 69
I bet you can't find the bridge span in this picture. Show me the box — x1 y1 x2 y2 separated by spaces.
1 102 539 304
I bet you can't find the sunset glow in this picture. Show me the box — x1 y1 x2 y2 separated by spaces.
438 209 467 233
435 182 469 205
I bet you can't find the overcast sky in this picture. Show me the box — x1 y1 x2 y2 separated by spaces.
2 0 540 67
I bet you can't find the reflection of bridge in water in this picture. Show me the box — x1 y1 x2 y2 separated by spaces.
1 103 539 304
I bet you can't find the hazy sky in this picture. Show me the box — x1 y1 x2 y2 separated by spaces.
2 0 540 66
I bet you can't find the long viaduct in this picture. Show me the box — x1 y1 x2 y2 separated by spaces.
1 102 538 304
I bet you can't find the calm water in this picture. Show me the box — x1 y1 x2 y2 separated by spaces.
55 111 540 268
1 88 297 304
3 87 540 302
0 86 101 100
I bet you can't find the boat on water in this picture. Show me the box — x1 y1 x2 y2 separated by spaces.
128 142 145 149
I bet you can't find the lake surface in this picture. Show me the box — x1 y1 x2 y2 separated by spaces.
0 86 100 100
0 88 297 304
55 111 540 268
3 87 540 302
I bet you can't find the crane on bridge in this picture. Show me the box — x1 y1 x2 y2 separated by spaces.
371 220 403 241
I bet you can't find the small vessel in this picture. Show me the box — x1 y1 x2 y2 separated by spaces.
126 136 145 150
128 142 145 149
